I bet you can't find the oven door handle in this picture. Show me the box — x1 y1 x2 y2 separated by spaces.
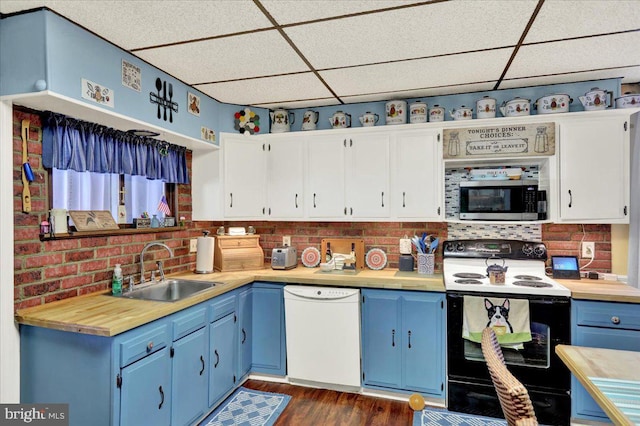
467 391 495 401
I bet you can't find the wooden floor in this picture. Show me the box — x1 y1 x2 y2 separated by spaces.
242 379 414 426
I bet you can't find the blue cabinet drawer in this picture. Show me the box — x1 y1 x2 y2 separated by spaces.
209 292 236 323
119 323 170 367
574 300 640 330
172 307 207 341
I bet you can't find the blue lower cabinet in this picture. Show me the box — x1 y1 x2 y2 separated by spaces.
120 347 172 426
209 312 237 407
252 282 286 376
362 289 445 398
237 287 253 380
171 327 208 426
571 300 640 422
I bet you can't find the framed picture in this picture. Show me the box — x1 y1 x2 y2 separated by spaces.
68 210 119 231
188 92 200 116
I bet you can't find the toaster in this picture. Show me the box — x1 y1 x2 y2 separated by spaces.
271 246 297 270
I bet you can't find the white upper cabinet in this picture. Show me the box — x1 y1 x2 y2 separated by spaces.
222 134 267 219
558 114 630 223
306 131 390 220
265 135 304 218
391 129 442 220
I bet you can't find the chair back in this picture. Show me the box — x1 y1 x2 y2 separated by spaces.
481 328 538 426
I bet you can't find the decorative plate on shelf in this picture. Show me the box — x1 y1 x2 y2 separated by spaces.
301 247 321 268
366 248 387 270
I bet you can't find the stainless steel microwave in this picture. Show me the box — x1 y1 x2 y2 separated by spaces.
459 179 539 220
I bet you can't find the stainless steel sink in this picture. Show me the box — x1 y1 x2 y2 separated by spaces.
115 279 218 302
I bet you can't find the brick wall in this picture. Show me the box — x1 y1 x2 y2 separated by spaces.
12 108 613 311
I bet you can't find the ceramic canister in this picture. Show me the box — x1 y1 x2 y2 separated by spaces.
428 105 445 122
385 100 407 125
359 112 379 127
615 92 640 109
476 96 496 119
409 101 427 123
301 110 319 131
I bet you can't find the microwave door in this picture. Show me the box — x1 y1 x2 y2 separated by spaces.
459 180 537 220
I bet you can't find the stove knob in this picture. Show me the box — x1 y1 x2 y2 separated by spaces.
522 244 534 256
456 243 465 252
534 245 546 258
444 243 455 253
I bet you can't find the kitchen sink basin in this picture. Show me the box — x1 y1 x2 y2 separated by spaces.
115 279 218 302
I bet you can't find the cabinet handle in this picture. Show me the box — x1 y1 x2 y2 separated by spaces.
158 386 164 409
408 330 412 349
381 192 384 208
403 192 406 208
313 193 317 208
146 341 154 352
438 207 441 216
230 193 233 208
350 207 353 215
214 349 219 368
344 139 347 147
268 144 271 151
350 139 353 147
262 143 265 151
611 316 621 325
268 207 271 215
568 190 572 208
199 355 205 375
262 207 265 215
344 207 347 215
624 206 628 216
242 328 247 344
295 193 298 208
391 329 395 347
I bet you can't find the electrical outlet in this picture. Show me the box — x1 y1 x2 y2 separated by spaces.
282 236 291 247
582 242 595 258
189 239 198 253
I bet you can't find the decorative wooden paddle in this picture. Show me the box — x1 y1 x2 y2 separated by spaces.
21 119 32 213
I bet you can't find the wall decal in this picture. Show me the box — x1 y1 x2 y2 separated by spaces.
82 78 114 108
188 92 200 116
150 77 178 122
201 126 215 142
122 59 141 92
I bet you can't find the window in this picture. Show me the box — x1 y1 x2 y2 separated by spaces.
52 168 172 226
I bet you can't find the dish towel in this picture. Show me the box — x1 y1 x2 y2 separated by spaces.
462 295 532 346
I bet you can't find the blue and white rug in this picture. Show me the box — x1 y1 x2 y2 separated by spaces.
199 387 291 426
413 407 507 426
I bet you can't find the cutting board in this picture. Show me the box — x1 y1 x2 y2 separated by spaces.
321 238 365 270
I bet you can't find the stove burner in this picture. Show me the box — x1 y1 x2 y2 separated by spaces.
513 280 552 288
453 273 486 279
514 275 543 281
454 279 483 285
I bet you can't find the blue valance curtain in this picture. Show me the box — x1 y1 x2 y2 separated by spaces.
42 112 189 184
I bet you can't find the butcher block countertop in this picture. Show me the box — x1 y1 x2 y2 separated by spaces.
557 278 640 304
15 265 444 337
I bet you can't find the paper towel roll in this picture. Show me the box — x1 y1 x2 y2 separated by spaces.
195 236 215 273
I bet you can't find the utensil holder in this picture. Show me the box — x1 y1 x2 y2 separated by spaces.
417 253 434 274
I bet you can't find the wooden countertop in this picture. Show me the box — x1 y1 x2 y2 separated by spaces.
556 345 640 425
15 265 444 337
557 279 640 304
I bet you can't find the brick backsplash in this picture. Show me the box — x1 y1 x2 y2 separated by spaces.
12 108 612 311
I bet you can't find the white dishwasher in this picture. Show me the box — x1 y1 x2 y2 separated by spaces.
284 285 361 389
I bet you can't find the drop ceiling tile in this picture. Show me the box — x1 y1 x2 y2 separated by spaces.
256 98 340 109
525 0 640 43
320 49 512 96
137 30 309 83
500 66 640 89
341 82 497 103
506 32 640 80
12 0 272 50
284 0 537 69
195 73 334 105
260 0 424 25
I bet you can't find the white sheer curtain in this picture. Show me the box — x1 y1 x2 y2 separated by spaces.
628 113 640 288
126 175 165 222
53 168 118 221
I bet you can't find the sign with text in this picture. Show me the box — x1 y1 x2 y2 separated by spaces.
443 122 555 159
1 404 68 425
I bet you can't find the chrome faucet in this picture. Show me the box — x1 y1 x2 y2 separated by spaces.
139 242 174 286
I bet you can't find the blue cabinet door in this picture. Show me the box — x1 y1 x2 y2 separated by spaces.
401 293 445 396
252 283 286 375
120 347 172 426
171 327 208 426
362 290 402 388
209 312 237 407
572 326 640 420
238 287 253 379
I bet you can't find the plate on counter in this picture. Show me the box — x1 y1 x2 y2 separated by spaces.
301 247 321 267
366 248 387 270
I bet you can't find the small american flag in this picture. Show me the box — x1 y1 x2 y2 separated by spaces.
157 195 171 216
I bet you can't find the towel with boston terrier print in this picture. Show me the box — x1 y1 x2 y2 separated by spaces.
462 295 532 346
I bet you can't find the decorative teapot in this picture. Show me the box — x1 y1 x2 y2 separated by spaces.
579 88 613 111
359 112 379 127
486 256 508 284
329 111 351 129
302 110 319 131
270 108 295 133
449 106 473 121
